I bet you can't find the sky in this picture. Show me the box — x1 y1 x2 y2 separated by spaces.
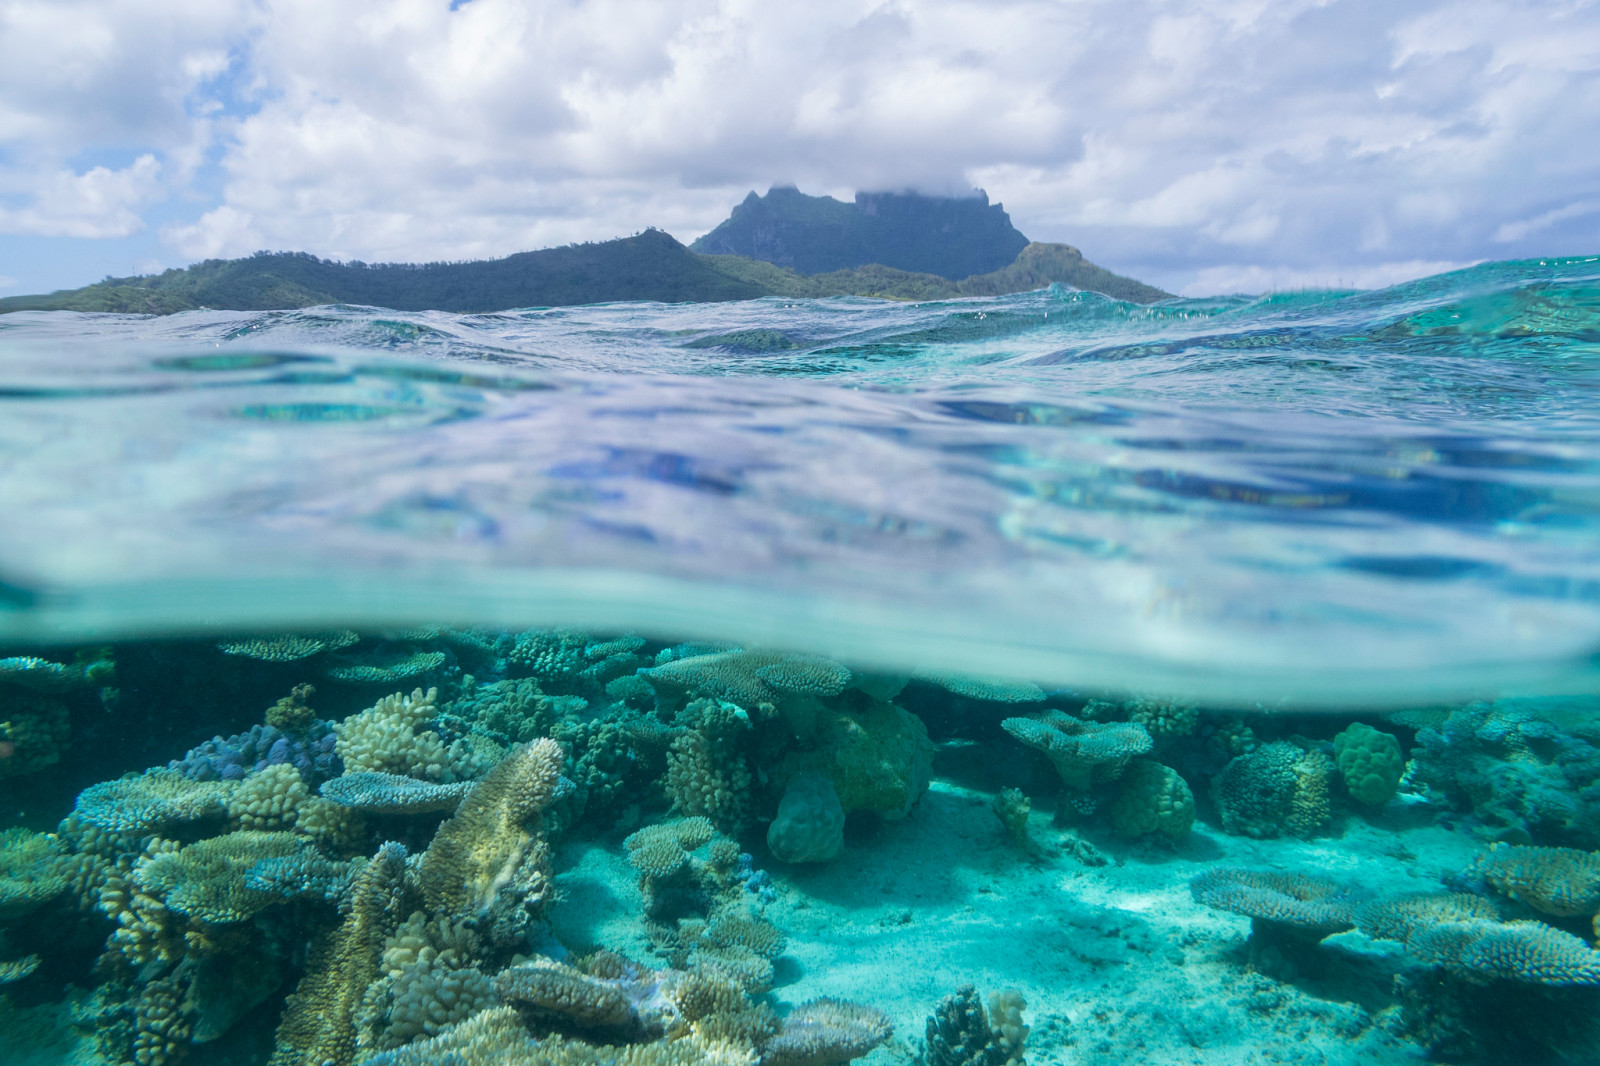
1 0 1598 298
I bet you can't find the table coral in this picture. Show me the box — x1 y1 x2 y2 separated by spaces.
1333 722 1403 806
1473 843 1600 918
1355 893 1502 945
418 737 563 923
134 830 310 924
641 650 850 712
1408 919 1600 985
1107 759 1194 840
493 958 639 1030
218 631 360 661
320 772 474 814
270 840 408 1066
760 998 892 1066
1000 711 1151 792
74 768 234 834
326 651 449 684
913 674 1044 704
0 827 67 919
1189 868 1357 935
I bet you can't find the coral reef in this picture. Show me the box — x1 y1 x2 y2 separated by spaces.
1000 711 1151 791
761 998 892 1066
1406 701 1600 847
922 984 1028 1066
1333 722 1403 806
1472 843 1600 918
218 631 360 661
320 772 475 814
74 768 234 834
417 738 563 930
270 840 408 1066
1210 741 1331 838
1106 759 1194 841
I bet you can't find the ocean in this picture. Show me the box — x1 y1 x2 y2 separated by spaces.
2 255 1599 1065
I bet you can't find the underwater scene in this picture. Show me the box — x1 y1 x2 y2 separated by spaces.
4 256 1600 1065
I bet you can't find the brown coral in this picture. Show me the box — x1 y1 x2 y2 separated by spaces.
418 738 563 921
269 840 407 1066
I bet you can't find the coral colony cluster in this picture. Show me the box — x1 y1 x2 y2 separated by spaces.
3 634 1600 1064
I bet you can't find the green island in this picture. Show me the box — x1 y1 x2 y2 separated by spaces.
1 188 1169 315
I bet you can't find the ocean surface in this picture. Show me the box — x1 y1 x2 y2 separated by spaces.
5 257 1600 1066
3 255 1600 704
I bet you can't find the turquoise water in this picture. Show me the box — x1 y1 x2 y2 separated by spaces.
3 255 1600 704
4 257 1600 1065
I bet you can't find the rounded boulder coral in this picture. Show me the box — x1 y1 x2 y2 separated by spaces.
1108 760 1194 840
1333 723 1403 806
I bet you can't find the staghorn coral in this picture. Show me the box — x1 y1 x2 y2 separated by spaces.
776 700 934 819
914 674 1044 704
270 840 408 1066
1107 759 1194 840
1189 868 1357 936
1355 893 1503 945
1473 843 1600 918
0 691 71 778
1000 712 1151 792
1333 722 1403 806
74 768 234 834
0 827 67 919
418 738 563 925
218 631 360 661
767 773 845 864
229 763 311 830
135 830 310 924
1408 919 1600 985
761 999 892 1066
321 772 475 814
1210 741 1331 839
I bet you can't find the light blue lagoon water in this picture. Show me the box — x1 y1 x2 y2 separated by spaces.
2 256 1599 704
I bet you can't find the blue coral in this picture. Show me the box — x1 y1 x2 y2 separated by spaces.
170 721 340 784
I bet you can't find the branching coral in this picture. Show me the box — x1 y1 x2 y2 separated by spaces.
135 830 310 924
270 841 408 1066
335 688 465 782
0 692 71 778
230 763 311 830
1189 868 1357 936
666 731 752 833
509 629 590 687
74 768 234 834
760 999 892 1066
1472 843 1600 918
1408 919 1600 985
923 985 1027 1066
1000 712 1151 791
418 738 563 927
1210 742 1331 839
0 827 67 919
625 818 719 882
1333 722 1403 806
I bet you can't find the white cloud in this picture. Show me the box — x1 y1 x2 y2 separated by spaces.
2 0 1599 294
0 275 16 289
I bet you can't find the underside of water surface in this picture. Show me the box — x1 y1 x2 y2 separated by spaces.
3 256 1600 1064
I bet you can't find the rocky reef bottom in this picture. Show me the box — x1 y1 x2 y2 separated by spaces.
3 633 1600 1066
